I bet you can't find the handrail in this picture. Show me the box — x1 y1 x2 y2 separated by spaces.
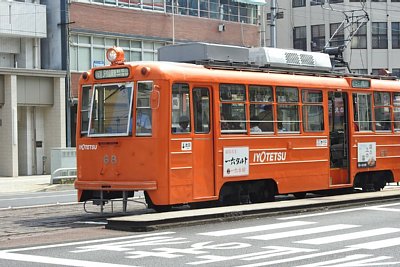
51 167 77 184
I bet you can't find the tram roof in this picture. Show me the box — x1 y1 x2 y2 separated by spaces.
123 60 400 91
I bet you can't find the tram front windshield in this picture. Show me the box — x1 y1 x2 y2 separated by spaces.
83 82 133 137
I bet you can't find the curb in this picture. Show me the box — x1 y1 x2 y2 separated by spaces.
106 189 400 232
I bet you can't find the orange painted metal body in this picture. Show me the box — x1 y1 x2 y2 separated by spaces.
75 61 400 206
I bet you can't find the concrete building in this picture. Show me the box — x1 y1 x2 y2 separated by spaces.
265 0 400 75
0 0 66 176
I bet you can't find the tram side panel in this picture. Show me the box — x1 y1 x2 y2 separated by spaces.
350 134 400 187
215 134 331 196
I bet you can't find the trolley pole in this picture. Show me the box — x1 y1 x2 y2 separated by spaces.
270 0 277 48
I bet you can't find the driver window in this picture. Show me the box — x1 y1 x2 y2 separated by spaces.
136 81 153 136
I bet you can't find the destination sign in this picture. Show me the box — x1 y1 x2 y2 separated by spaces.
351 79 370 89
94 68 129 79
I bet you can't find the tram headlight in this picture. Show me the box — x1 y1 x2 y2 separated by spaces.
106 46 125 65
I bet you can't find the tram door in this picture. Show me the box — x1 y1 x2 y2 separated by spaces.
328 91 350 185
192 87 215 198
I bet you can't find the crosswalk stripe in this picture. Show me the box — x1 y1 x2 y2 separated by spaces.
232 248 359 267
365 207 400 212
294 255 397 267
245 224 360 241
198 221 316 237
349 236 400 250
296 228 400 245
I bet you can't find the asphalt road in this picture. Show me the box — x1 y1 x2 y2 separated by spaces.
0 190 77 209
1 200 400 266
0 190 146 210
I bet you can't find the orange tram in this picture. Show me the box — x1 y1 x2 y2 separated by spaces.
75 44 400 212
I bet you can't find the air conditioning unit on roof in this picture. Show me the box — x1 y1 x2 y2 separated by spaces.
158 42 249 63
249 47 332 72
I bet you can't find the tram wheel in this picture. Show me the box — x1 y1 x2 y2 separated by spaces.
250 184 275 203
152 204 172 212
189 200 217 209
293 192 307 199
144 192 172 212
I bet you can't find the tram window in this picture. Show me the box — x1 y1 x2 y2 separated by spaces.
249 85 274 133
302 90 324 132
249 85 273 102
394 92 400 131
193 88 210 133
89 83 133 136
219 84 246 133
136 82 153 136
220 84 246 101
374 92 391 131
80 85 93 136
172 83 191 134
353 93 372 131
220 103 246 133
276 87 300 132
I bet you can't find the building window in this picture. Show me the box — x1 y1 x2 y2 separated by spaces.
292 0 306 7
330 23 345 48
70 34 166 72
311 24 325 52
392 68 400 77
392 22 400 49
351 22 367 49
293 26 307 51
313 0 343 3
91 0 258 25
351 69 368 75
372 22 388 49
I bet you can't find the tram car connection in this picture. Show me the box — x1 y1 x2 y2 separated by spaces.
75 43 400 212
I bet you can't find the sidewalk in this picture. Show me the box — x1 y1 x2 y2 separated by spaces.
0 175 74 194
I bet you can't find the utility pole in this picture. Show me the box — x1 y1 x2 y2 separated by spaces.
270 0 277 48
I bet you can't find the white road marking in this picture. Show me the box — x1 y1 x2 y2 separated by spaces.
0 193 75 201
71 235 188 253
278 207 367 220
294 254 398 267
364 207 400 212
0 251 138 267
294 254 373 267
232 248 360 267
246 224 360 241
198 221 316 237
187 246 316 265
297 228 400 245
279 202 400 220
2 232 176 253
350 236 400 250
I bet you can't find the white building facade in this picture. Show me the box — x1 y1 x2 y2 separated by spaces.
0 0 66 176
267 0 400 75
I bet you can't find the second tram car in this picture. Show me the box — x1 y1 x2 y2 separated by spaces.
75 44 400 211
